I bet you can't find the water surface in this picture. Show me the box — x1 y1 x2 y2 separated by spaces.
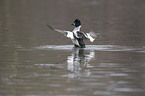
0 0 145 96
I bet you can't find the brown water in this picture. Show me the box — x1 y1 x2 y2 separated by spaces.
0 0 145 96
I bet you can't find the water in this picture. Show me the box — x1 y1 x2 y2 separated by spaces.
0 0 145 96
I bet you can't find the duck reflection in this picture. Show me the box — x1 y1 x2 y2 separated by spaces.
67 48 95 78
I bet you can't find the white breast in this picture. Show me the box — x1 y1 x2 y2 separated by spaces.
66 31 74 39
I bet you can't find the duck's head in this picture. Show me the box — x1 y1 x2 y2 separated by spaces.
71 19 81 27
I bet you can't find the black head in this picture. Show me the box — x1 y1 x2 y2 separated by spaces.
71 19 81 27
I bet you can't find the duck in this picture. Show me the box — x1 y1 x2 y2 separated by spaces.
47 19 95 48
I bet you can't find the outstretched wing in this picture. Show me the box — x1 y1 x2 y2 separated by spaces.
47 25 74 39
86 33 95 42
76 31 95 42
46 25 69 34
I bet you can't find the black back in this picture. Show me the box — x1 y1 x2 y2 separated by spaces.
73 31 87 48
77 38 85 48
77 31 87 39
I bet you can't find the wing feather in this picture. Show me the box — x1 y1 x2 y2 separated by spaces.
47 25 69 34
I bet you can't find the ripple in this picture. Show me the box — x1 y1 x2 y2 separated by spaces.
114 88 143 92
109 73 129 76
34 64 64 69
35 45 145 52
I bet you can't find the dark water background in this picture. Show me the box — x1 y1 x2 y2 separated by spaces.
0 0 145 96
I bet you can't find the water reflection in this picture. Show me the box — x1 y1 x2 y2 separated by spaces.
1 45 145 96
67 48 95 78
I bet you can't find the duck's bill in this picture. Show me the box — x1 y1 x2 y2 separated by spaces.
71 23 75 26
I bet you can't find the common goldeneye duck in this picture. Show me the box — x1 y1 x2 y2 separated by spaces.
47 19 95 48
